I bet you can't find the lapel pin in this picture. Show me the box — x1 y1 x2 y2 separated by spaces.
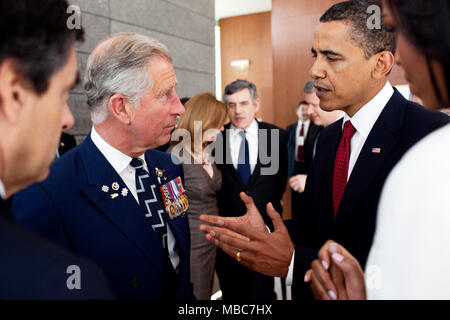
155 168 164 184
372 147 381 154
112 182 119 191
102 185 109 193
111 193 119 199
121 188 128 197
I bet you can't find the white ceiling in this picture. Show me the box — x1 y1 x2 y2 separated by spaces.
215 0 272 21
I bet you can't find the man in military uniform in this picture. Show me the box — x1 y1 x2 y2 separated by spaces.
12 33 194 300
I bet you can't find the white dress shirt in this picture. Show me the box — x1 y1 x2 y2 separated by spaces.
286 82 394 286
229 119 259 174
91 127 180 270
0 179 6 200
366 123 450 299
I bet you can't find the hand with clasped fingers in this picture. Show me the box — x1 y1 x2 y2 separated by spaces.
199 192 295 278
304 240 367 300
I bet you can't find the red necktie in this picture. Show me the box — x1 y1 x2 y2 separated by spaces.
297 123 305 162
332 120 356 218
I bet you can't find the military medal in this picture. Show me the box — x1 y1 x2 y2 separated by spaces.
160 176 189 219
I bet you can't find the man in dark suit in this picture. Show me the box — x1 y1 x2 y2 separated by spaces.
12 33 194 300
0 0 113 299
286 81 322 218
214 79 288 300
199 0 450 300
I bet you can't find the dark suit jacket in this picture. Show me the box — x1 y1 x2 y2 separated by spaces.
286 121 322 177
0 198 114 299
12 134 194 300
58 132 77 157
215 121 288 300
286 89 450 299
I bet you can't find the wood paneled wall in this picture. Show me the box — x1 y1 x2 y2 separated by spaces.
220 12 274 123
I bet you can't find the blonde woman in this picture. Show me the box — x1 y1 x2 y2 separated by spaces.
169 92 228 300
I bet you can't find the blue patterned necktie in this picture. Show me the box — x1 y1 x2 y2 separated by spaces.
130 158 168 249
237 130 251 187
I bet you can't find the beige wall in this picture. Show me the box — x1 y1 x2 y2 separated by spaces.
220 12 274 123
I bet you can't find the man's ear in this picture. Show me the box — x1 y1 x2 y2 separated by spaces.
254 98 261 114
108 93 134 124
0 59 33 124
372 51 395 79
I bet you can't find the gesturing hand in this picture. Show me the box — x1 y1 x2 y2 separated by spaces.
199 192 295 278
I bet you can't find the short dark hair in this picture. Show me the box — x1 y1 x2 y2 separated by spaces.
297 100 308 110
320 0 396 59
223 79 259 105
0 0 84 94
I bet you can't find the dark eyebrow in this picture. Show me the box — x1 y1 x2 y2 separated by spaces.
321 50 342 57
311 48 342 57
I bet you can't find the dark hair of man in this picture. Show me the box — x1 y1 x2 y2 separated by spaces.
0 0 84 95
223 79 259 105
320 0 396 59
385 0 449 106
297 100 308 110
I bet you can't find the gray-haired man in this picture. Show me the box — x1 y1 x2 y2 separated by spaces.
12 33 195 300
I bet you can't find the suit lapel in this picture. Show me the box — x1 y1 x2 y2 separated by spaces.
78 135 167 274
336 91 405 225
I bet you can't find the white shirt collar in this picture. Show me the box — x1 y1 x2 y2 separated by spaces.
90 127 146 174
299 119 310 126
230 119 259 137
0 179 6 200
343 82 394 138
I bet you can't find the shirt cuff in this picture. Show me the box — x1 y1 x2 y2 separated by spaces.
286 250 295 286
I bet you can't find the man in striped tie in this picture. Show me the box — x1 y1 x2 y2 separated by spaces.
12 33 195 300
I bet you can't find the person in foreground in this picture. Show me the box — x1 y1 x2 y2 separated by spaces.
0 0 113 299
305 0 450 300
12 33 194 300
199 0 449 300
